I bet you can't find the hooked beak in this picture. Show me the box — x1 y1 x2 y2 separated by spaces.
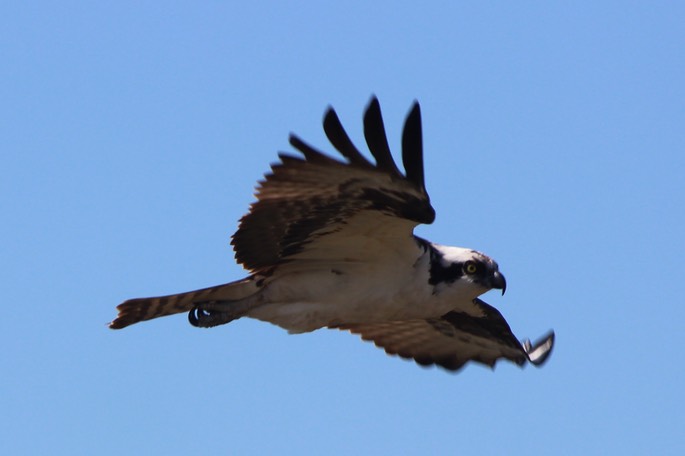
491 271 507 295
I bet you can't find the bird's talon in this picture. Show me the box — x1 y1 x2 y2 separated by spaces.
188 303 237 328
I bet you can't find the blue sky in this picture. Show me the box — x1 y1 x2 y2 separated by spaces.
2 2 683 454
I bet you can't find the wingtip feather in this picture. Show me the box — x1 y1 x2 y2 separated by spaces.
523 330 555 366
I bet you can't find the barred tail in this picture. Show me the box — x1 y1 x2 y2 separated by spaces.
109 276 261 329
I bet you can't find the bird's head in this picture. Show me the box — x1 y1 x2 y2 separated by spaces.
428 244 506 298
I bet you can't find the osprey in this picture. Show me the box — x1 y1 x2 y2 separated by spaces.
110 97 554 372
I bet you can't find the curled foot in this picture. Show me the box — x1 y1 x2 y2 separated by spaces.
188 301 240 328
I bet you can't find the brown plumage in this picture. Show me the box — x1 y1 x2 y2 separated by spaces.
110 96 554 374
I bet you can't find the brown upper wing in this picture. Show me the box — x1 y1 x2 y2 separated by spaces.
335 299 555 372
231 97 435 273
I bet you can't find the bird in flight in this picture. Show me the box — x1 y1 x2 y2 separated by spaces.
110 97 554 372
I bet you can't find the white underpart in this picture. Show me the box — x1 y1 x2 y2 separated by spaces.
246 225 491 333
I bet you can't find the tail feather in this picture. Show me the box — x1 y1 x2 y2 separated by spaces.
109 276 261 329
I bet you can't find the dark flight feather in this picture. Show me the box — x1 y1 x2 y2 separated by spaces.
231 96 434 273
334 299 555 371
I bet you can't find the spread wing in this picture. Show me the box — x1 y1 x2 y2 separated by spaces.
231 97 435 273
334 299 555 372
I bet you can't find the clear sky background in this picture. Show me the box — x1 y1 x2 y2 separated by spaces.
2 2 683 455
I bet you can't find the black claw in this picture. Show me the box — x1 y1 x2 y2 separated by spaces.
188 307 201 326
188 306 211 327
188 304 237 328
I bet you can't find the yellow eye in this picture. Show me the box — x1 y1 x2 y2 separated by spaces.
465 262 478 274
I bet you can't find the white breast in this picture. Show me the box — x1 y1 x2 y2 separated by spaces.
246 249 478 333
